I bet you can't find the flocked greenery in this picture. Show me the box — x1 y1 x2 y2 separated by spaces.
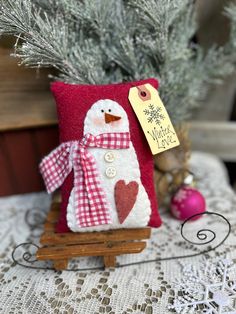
0 0 236 122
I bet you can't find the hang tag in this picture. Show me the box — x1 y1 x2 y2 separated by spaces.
128 83 179 155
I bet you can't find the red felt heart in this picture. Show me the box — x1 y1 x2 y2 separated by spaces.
115 180 139 224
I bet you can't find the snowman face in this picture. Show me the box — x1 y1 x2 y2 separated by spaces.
83 99 129 136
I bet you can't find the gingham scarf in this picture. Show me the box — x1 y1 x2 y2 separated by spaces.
39 132 130 228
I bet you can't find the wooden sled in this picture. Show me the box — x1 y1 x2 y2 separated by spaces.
37 195 151 270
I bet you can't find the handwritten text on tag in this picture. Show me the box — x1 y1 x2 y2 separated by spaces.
128 83 179 155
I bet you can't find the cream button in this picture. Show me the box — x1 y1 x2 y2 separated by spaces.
105 166 117 178
104 151 115 163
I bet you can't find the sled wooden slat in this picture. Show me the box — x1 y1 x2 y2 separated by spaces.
53 259 69 271
46 208 60 222
37 241 146 260
40 227 151 245
43 221 55 232
37 198 151 269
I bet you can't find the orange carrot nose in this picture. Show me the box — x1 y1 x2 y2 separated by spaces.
105 112 121 124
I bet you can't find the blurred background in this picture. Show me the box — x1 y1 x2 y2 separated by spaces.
0 0 236 196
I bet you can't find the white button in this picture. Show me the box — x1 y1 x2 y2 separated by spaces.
105 166 117 178
104 151 115 163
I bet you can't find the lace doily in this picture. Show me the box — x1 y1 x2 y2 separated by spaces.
0 152 236 314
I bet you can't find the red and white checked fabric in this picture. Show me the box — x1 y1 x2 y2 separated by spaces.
39 132 130 228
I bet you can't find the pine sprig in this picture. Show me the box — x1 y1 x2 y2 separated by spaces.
0 0 236 122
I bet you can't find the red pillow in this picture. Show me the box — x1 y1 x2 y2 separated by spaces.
51 78 162 232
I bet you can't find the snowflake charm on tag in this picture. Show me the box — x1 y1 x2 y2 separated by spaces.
143 104 165 125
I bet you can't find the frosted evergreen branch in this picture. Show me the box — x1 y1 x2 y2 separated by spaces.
225 3 236 50
0 0 236 122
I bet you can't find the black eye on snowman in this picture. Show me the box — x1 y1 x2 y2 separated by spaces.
108 109 111 112
101 109 104 113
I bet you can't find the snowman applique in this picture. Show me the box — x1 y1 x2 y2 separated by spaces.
67 99 151 232
40 99 151 232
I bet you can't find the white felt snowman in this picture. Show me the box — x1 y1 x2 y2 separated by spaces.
67 99 151 232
